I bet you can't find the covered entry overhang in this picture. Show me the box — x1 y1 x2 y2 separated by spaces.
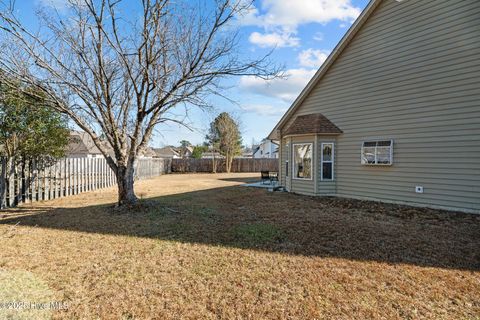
283 113 343 137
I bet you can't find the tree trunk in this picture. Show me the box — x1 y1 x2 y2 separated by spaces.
115 163 137 206
212 152 217 173
226 152 233 173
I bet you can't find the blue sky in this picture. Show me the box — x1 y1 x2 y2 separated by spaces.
21 0 370 148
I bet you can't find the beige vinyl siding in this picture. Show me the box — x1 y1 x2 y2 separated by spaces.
284 138 292 191
281 0 480 212
290 136 316 196
280 138 287 186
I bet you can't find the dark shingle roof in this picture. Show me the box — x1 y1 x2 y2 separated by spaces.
283 113 342 136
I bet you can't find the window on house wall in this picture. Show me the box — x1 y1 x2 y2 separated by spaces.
293 143 312 179
321 143 334 180
285 160 289 177
361 140 393 165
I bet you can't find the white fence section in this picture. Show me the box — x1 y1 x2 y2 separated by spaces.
0 157 170 209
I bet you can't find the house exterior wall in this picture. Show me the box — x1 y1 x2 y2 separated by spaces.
278 138 291 190
278 0 480 213
279 135 338 196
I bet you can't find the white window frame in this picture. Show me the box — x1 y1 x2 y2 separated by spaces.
292 143 313 180
361 140 394 166
321 142 335 181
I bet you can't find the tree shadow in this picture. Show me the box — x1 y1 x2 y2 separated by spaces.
218 176 260 183
1 185 479 271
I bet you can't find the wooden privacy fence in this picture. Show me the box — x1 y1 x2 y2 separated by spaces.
0 157 170 209
171 158 278 173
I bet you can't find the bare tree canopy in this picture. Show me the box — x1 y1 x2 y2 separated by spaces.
0 0 282 205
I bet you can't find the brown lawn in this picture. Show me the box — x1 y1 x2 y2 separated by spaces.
0 173 479 319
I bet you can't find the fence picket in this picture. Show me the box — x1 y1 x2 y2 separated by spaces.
1 157 169 209
0 158 6 208
171 158 278 173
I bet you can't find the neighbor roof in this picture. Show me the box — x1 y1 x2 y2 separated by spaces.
141 147 157 158
67 131 114 157
152 146 179 158
268 0 381 140
68 131 102 155
283 114 342 136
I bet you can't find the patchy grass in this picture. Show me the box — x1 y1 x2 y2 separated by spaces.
0 173 479 319
232 223 284 247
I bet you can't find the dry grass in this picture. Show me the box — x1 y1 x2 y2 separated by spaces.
0 173 479 319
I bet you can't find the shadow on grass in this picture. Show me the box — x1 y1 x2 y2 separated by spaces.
218 176 261 183
1 185 479 271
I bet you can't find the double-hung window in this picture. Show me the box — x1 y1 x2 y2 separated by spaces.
293 143 312 179
321 143 334 180
361 140 393 165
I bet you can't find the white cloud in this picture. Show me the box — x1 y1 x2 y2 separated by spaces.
239 68 316 103
243 0 361 48
249 31 300 48
298 49 330 68
241 104 288 117
242 0 361 31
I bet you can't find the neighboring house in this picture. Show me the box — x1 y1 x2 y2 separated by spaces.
201 151 224 159
269 0 480 213
152 145 192 159
240 147 254 158
68 131 157 159
253 139 279 159
140 147 157 158
177 145 194 158
67 131 111 158
152 146 181 159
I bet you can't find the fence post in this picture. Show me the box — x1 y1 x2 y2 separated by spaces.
101 158 105 188
30 159 36 203
48 163 54 199
15 162 21 205
53 161 60 199
0 157 6 209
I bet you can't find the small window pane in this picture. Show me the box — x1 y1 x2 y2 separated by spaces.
322 144 332 161
322 162 332 180
362 146 376 164
377 141 392 147
376 146 391 164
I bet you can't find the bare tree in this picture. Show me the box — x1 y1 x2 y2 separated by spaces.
0 0 281 206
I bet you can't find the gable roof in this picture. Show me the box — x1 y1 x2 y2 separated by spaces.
152 146 180 158
284 114 342 136
68 131 115 157
268 0 382 140
68 131 102 155
140 147 157 158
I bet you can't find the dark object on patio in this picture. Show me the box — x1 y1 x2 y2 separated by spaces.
261 171 279 185
270 172 279 185
261 171 270 184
